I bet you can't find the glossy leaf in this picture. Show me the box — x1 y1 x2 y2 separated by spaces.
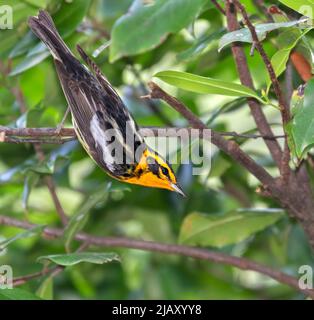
109 0 207 62
37 252 120 266
219 19 307 52
266 29 312 90
154 70 263 101
179 209 284 248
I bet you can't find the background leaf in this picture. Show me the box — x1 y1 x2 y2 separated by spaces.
279 0 314 16
63 184 111 252
289 78 314 158
37 252 120 266
266 29 312 90
0 225 45 251
36 276 53 300
109 0 207 61
0 288 41 300
179 209 284 248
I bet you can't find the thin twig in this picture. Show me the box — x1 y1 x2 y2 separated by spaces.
252 0 273 22
33 144 68 226
211 0 226 15
0 214 312 298
225 1 283 168
13 266 62 286
127 62 173 126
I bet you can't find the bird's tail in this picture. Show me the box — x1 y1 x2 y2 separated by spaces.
28 10 72 61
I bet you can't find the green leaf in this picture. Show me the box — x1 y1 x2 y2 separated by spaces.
63 184 111 252
179 209 284 248
0 225 45 251
279 0 314 16
37 252 120 266
267 49 290 83
289 78 314 158
46 141 77 173
69 268 96 298
219 19 307 52
0 288 41 300
109 0 207 62
36 276 53 300
154 70 263 101
0 157 52 183
9 51 50 77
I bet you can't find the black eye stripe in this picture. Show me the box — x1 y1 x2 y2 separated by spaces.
148 163 160 177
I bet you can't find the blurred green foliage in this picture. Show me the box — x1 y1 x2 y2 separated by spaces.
0 0 314 300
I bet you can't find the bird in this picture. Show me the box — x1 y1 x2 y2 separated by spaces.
28 10 185 196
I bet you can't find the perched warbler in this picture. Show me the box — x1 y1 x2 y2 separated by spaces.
28 10 185 196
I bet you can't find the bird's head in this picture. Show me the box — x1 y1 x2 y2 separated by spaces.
124 148 185 196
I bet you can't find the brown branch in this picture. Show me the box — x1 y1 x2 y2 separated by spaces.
0 214 313 298
13 266 62 286
225 1 283 169
231 0 291 181
285 61 294 105
148 81 277 189
0 126 285 144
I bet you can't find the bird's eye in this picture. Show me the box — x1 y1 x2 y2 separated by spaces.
161 166 169 176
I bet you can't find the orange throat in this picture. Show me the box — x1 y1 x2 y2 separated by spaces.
122 149 175 191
